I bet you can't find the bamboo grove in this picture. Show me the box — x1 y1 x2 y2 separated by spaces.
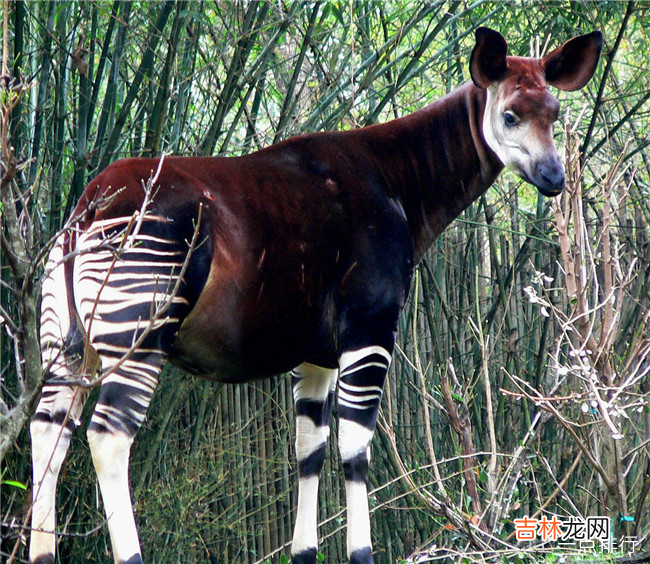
2 2 650 562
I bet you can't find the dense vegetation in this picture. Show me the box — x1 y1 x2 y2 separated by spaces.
1 1 649 562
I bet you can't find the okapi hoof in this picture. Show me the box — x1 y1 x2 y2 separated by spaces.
292 547 318 563
350 547 373 564
120 555 144 564
31 556 55 564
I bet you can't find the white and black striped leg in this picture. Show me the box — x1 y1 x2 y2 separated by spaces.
31 238 88 564
86 349 166 564
290 362 338 564
86 427 139 564
338 346 392 564
74 216 194 563
30 386 86 564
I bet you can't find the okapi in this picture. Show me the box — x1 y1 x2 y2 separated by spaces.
30 28 602 564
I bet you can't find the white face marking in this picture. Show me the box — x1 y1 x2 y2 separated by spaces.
483 83 565 196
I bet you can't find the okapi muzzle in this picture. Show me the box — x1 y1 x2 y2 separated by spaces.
30 26 601 564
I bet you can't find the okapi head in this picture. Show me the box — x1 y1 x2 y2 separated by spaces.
470 27 602 196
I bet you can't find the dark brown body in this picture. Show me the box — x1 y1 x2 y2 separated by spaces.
73 83 501 382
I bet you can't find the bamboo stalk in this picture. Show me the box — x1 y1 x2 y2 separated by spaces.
70 4 93 213
92 0 132 162
200 1 268 155
26 1 55 188
582 0 635 159
274 3 320 143
98 0 174 169
143 2 182 157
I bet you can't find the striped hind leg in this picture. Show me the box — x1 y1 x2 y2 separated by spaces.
337 345 392 564
86 351 166 564
73 217 194 563
290 363 338 563
30 385 87 564
31 237 89 563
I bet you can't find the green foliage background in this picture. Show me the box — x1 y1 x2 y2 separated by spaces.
1 1 650 562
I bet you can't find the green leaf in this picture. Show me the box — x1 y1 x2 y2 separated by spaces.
2 480 27 490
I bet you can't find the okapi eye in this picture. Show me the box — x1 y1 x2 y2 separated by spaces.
503 111 519 127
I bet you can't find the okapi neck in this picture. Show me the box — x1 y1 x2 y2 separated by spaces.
358 82 503 263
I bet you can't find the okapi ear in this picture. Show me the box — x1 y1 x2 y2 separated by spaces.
542 31 603 91
470 27 508 88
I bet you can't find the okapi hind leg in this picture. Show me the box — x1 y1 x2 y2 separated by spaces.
85 349 169 564
337 345 393 564
74 215 197 564
86 423 142 564
30 386 87 564
290 362 338 564
84 430 142 564
30 237 89 564
84 334 174 563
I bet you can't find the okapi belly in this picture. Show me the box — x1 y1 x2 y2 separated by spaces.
169 303 332 383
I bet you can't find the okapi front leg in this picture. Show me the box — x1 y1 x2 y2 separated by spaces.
290 362 338 564
338 346 392 564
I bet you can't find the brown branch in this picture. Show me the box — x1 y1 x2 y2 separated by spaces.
616 551 650 564
500 388 589 403
505 451 584 542
440 372 483 520
376 410 497 554
504 370 617 495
